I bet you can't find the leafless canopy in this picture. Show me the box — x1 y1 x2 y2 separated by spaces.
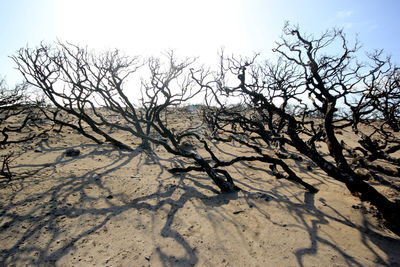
11 25 400 232
190 24 399 232
13 44 239 192
0 79 47 179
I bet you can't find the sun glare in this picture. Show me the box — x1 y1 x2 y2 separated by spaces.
55 0 251 62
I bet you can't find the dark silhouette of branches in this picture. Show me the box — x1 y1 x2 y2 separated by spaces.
13 45 239 192
10 26 400 232
189 24 399 232
0 79 48 179
13 43 146 150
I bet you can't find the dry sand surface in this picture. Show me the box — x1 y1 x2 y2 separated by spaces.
1 113 400 267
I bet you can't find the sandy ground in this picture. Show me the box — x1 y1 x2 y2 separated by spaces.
1 117 400 267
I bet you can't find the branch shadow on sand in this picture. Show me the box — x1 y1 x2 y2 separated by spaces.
0 143 399 266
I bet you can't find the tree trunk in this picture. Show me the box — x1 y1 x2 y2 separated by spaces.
191 153 239 192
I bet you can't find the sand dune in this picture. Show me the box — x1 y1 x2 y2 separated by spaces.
1 114 399 267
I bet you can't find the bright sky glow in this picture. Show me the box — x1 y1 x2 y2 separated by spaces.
1 0 399 85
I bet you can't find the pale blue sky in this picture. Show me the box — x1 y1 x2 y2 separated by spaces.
1 0 399 84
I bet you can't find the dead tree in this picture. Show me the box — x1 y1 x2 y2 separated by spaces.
362 62 399 132
344 56 400 182
12 32 400 226
135 52 238 192
169 56 319 193
276 25 399 230
0 79 48 180
13 45 239 192
195 25 399 232
13 43 149 150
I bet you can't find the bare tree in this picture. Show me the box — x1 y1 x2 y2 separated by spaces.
361 58 399 132
343 55 400 183
11 28 400 230
169 56 320 193
13 44 239 192
192 25 399 231
0 79 47 179
13 43 150 150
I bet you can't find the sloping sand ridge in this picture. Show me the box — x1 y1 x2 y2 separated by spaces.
1 113 399 267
